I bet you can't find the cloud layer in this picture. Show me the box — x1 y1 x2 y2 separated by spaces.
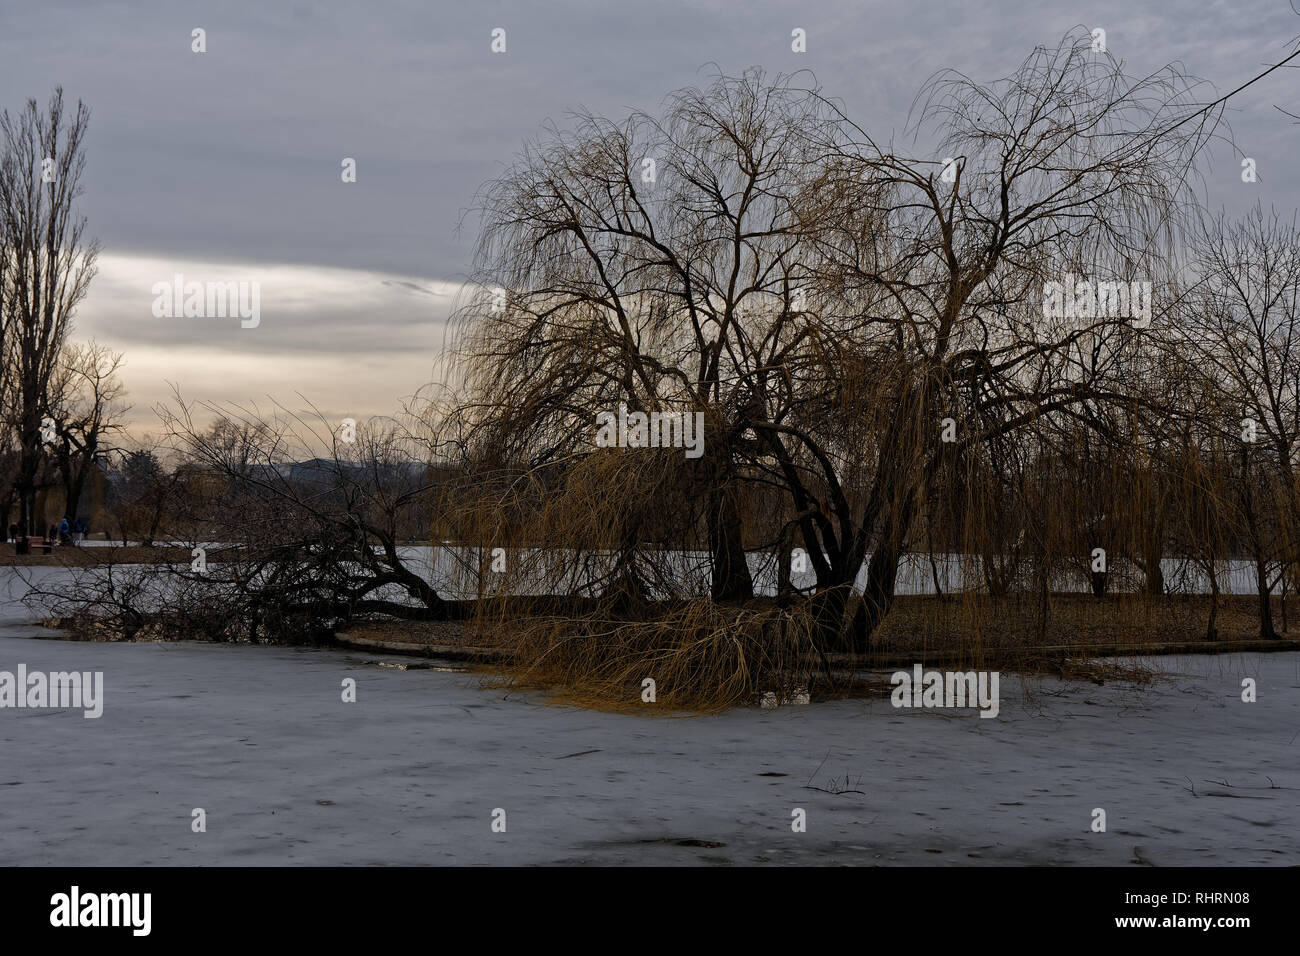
76 253 461 428
3 0 1296 432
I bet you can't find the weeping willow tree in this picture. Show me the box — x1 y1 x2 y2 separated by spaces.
451 28 1219 674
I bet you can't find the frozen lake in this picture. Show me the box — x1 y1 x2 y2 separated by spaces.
392 546 1296 598
1 613 1296 865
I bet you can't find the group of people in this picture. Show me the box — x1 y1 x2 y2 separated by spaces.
47 517 90 545
5 517 90 546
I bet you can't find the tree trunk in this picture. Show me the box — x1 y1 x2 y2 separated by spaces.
1090 569 1108 598
1140 505 1166 597
851 543 902 651
1256 558 1279 640
61 450 92 524
1205 564 1219 641
1280 572 1288 634
813 582 852 651
851 484 921 650
776 522 795 598
708 486 753 602
1143 555 1164 597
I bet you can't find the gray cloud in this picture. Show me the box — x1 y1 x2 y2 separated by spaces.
2 0 1296 429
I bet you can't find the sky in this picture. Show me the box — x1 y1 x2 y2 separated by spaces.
1 0 1297 435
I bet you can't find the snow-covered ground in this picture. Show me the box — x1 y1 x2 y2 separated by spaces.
1 602 1296 865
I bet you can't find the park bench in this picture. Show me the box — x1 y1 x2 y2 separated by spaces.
14 537 53 556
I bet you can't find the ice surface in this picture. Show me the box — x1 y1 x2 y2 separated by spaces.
1 613 1295 865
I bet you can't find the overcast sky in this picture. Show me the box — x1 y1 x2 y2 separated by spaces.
1 0 1296 434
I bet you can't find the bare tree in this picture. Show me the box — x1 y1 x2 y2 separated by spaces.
0 88 100 535
157 396 459 626
1180 205 1300 638
47 340 128 526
